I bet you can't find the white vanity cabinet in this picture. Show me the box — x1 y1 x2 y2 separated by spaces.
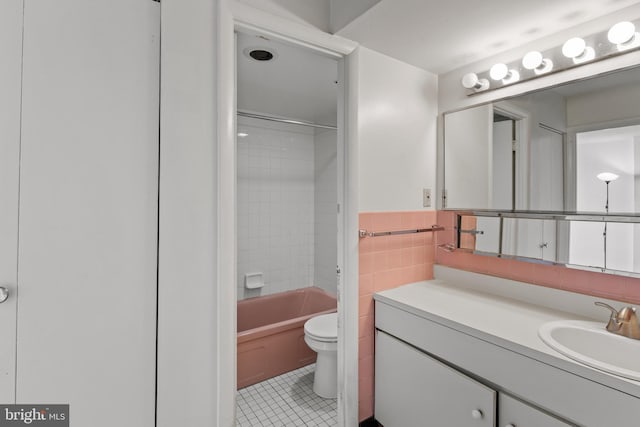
498 394 572 427
373 280 640 427
375 331 496 427
375 330 572 427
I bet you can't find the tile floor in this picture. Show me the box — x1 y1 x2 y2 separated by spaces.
236 364 337 426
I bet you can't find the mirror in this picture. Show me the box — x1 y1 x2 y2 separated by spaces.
444 66 640 214
456 212 640 276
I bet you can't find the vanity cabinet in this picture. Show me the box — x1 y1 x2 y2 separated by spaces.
373 285 640 427
375 331 496 427
498 394 572 427
375 330 572 427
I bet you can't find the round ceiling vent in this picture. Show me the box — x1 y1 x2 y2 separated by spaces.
243 47 277 62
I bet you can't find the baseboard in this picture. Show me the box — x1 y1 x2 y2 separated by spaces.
359 416 381 427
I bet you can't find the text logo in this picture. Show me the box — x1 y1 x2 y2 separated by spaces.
0 405 68 426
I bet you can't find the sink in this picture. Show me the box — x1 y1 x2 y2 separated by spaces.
538 320 640 381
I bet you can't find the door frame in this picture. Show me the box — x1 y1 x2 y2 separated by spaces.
222 3 359 426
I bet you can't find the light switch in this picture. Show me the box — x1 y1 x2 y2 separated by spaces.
423 188 431 207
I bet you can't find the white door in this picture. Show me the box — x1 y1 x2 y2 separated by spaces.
0 0 23 404
492 120 513 209
531 126 564 210
1 1 159 425
375 331 496 427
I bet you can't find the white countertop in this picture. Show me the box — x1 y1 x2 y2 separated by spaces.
374 277 640 399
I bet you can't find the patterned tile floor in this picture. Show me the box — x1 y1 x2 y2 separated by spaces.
236 364 337 426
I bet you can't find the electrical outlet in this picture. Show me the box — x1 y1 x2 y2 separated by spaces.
423 188 431 207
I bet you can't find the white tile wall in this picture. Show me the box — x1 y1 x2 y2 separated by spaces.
237 116 316 299
314 128 337 296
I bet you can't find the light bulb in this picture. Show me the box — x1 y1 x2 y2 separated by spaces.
562 37 586 58
522 51 553 74
608 21 639 51
461 73 489 91
597 172 619 182
522 51 543 69
562 37 594 63
489 63 508 81
608 21 635 45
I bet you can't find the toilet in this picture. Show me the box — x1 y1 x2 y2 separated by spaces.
304 312 338 398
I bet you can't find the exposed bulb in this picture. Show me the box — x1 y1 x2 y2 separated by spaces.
608 21 635 44
461 73 489 91
562 37 594 63
522 51 553 74
489 63 508 81
608 21 639 51
490 63 519 85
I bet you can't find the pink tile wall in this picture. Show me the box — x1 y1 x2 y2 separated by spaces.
358 210 437 422
436 211 640 304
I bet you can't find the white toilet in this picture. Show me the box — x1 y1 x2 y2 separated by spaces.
304 312 338 398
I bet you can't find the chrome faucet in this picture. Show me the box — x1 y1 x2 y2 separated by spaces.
595 302 640 340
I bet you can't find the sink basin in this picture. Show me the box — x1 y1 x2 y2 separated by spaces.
538 320 640 381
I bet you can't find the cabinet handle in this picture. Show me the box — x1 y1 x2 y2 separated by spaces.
505 424 516 427
471 409 483 419
0 287 8 303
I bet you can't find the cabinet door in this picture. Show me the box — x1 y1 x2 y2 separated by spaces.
16 1 160 426
375 331 496 427
499 393 574 427
0 0 23 404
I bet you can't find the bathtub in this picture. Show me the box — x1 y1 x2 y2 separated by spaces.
237 286 337 389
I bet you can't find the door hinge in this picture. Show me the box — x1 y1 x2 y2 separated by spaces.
442 189 448 208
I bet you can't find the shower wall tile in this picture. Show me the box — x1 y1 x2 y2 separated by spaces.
314 128 338 296
435 210 640 304
237 117 316 299
358 210 438 422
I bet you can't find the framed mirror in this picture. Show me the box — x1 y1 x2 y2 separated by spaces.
456 212 640 277
444 65 640 215
444 65 640 276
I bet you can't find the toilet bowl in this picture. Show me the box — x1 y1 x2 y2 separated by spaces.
304 312 338 398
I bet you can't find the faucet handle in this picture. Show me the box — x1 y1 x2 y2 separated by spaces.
595 301 619 319
595 301 622 332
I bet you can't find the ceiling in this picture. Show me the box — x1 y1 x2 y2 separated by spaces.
336 0 640 74
236 32 338 126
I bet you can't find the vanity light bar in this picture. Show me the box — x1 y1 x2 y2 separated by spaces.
462 19 640 94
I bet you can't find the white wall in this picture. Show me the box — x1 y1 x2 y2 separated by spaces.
158 0 232 425
566 83 640 128
315 128 338 295
329 0 381 33
235 0 330 32
356 46 438 212
237 117 316 299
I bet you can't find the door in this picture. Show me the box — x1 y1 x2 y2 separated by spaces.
1 1 159 425
492 119 513 209
375 331 496 427
0 0 23 403
499 393 574 427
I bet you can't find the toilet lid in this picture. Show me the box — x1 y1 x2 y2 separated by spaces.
304 313 337 342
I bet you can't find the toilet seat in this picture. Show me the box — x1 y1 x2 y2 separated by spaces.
304 312 337 343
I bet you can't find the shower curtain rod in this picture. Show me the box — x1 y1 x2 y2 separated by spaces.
237 111 338 130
